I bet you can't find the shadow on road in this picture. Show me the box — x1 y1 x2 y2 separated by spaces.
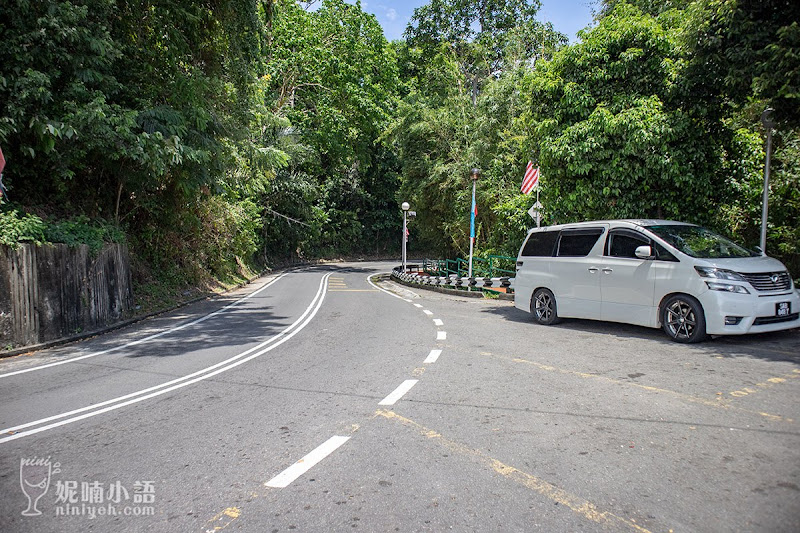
480 302 800 365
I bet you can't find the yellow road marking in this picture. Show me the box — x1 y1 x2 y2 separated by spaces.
205 506 241 532
497 355 790 423
328 289 378 292
375 409 655 533
728 369 800 399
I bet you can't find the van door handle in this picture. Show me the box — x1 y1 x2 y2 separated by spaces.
588 267 599 273
602 268 613 274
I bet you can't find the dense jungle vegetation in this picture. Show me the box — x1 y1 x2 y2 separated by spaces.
1 0 798 293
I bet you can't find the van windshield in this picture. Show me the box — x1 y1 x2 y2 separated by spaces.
646 224 759 258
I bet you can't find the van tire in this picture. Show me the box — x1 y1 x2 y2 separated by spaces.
661 294 707 343
532 288 561 325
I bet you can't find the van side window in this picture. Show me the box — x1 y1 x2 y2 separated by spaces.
653 242 678 262
606 231 649 259
556 229 604 257
521 231 559 257
604 229 679 261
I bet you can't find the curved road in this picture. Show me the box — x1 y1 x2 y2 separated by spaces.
0 261 798 532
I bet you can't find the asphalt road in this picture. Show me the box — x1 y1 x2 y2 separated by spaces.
0 261 798 532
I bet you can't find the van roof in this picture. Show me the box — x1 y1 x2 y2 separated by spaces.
525 219 695 234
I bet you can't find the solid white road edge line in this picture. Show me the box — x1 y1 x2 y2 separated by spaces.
0 274 331 444
378 380 419 406
265 435 351 489
365 273 406 300
424 350 442 364
0 273 288 379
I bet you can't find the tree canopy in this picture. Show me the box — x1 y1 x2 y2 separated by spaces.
1 0 797 283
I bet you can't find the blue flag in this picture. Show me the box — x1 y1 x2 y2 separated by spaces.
469 187 477 240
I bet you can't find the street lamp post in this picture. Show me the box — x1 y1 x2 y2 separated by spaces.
760 108 775 254
401 201 410 272
468 168 480 279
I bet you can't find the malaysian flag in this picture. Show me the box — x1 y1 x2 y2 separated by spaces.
521 161 539 195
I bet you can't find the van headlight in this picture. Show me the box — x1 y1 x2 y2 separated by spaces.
694 266 747 281
705 281 750 294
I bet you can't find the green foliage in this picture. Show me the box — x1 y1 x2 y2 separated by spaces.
263 0 402 258
391 0 797 277
1 0 797 287
44 215 124 253
0 208 122 253
527 4 720 224
1 0 289 284
390 4 566 257
0 210 47 247
404 0 563 104
682 0 800 127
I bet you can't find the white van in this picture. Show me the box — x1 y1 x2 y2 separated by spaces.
514 220 799 342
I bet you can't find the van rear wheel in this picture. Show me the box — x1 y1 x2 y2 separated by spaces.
532 288 561 325
661 294 707 343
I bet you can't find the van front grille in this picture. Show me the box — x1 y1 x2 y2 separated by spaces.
740 271 791 292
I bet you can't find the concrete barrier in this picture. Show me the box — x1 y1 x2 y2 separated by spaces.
0 243 133 349
390 267 515 297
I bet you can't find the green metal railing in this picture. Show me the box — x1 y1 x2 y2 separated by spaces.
423 255 515 278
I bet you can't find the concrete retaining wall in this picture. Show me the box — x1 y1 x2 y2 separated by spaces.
0 243 133 349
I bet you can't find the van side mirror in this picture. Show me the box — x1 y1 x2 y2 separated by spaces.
635 245 654 260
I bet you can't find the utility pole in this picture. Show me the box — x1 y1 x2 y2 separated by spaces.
760 108 774 254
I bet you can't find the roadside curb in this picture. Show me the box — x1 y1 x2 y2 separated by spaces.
388 273 514 301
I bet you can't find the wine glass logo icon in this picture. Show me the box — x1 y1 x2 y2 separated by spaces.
19 457 55 516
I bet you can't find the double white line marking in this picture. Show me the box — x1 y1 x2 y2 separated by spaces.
0 274 331 444
0 273 289 379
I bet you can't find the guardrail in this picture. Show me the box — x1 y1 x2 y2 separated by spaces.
392 266 514 293
422 255 516 278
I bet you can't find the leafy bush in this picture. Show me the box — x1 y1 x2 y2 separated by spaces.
0 210 47 247
44 216 125 253
0 209 123 252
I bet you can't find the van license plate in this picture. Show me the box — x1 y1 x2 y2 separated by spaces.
777 302 790 316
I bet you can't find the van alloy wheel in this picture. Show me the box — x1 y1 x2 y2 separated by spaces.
662 295 707 343
532 288 560 325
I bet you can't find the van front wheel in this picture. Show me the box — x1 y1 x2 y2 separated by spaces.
661 295 707 343
532 288 561 325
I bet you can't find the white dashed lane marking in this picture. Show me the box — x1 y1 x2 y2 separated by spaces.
424 350 442 364
378 380 419 406
265 435 351 488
